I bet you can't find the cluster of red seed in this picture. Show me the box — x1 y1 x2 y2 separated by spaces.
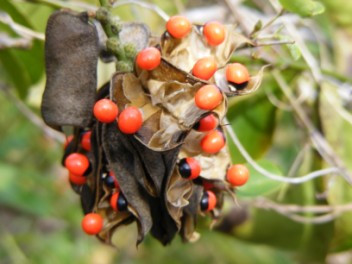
62 15 251 239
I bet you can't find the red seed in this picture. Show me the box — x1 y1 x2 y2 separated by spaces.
81 213 103 235
166 15 191 39
93 99 118 123
136 47 161 71
65 153 90 176
195 85 223 110
203 21 226 46
192 57 217 80
68 172 87 185
200 130 225 154
81 131 92 151
118 106 143 134
225 63 250 84
226 164 250 186
195 114 218 132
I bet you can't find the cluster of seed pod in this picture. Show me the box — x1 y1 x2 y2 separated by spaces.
43 10 263 246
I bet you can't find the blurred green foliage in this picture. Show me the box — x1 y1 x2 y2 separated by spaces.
1 0 352 263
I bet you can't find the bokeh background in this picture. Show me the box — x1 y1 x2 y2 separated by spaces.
1 0 352 263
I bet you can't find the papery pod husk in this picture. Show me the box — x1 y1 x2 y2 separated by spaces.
42 10 99 130
136 59 228 128
178 128 231 181
214 65 267 97
164 168 193 229
165 127 231 230
112 59 227 151
161 25 253 73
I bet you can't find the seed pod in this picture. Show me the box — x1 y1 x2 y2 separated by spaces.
42 10 99 130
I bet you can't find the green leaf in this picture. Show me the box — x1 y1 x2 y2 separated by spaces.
0 0 44 98
0 163 52 216
234 182 334 262
236 160 284 197
279 0 325 17
227 88 277 163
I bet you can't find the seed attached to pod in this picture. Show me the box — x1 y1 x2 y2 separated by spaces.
81 131 92 151
136 47 161 71
166 15 191 39
93 99 118 123
110 191 128 211
195 85 223 110
226 164 250 186
192 57 217 80
81 213 103 235
194 113 218 132
225 63 250 89
200 129 225 154
68 172 87 185
178 157 201 180
203 21 225 46
200 190 217 211
65 153 90 176
118 106 143 134
104 171 120 189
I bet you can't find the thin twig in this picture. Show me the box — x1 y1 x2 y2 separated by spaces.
0 84 65 143
0 11 44 41
0 33 32 49
222 0 252 35
252 197 352 224
267 0 323 83
112 0 169 21
254 39 295 47
272 69 352 184
224 117 340 184
264 87 293 110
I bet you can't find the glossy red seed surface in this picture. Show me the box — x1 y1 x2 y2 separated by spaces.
81 213 103 235
69 172 87 185
200 130 225 154
226 164 250 186
203 21 225 46
166 15 192 39
93 99 118 123
136 47 161 71
196 114 218 132
225 63 250 84
81 131 91 151
206 191 217 211
185 157 201 180
118 106 143 134
65 153 90 176
192 57 217 80
195 85 223 110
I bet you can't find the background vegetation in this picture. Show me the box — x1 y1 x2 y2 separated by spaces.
1 0 352 263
